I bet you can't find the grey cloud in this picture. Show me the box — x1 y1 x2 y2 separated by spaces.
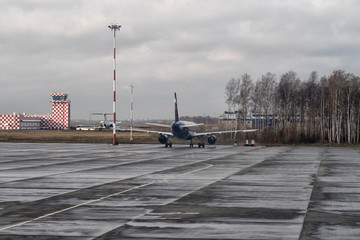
1 0 360 120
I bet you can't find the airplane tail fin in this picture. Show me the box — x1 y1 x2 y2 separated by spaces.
174 92 179 122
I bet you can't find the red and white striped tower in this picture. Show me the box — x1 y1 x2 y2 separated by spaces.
130 85 134 143
108 24 121 145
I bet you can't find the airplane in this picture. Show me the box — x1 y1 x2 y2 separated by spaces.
131 92 257 148
92 113 122 130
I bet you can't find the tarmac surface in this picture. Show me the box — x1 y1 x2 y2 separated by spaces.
0 143 359 239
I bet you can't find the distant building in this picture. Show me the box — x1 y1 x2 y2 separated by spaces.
219 111 278 129
250 112 279 129
218 111 239 122
0 93 70 130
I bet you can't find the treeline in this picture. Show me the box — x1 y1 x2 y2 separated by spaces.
225 70 360 144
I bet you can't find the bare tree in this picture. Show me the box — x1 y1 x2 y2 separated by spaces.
275 71 301 142
300 71 319 142
261 72 276 129
235 74 254 130
343 73 360 143
328 70 346 144
225 78 240 112
253 72 277 130
225 78 240 135
318 76 329 143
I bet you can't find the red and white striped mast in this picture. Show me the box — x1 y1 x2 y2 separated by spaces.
108 24 121 145
130 85 134 143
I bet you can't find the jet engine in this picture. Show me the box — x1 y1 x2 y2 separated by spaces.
207 135 217 145
158 134 168 144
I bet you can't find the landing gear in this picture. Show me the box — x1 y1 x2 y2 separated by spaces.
198 136 205 148
163 136 173 148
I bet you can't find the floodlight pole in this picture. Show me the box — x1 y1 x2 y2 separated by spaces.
130 85 134 143
108 24 121 145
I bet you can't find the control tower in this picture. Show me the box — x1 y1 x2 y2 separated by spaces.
42 93 71 130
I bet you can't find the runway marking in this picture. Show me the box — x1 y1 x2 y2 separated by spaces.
0 163 213 232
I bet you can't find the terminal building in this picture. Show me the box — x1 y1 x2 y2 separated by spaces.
0 93 70 130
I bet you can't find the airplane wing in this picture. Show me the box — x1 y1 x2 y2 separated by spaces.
123 128 173 136
146 122 203 128
146 123 172 128
193 129 257 137
180 123 204 128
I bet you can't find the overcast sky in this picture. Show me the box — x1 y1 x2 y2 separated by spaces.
1 0 360 121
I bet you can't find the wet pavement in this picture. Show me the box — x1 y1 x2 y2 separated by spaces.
0 143 359 239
